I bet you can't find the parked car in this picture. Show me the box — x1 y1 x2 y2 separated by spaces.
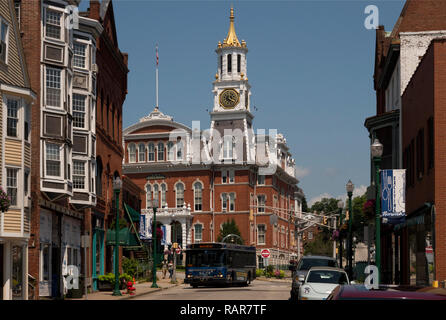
289 255 338 301
298 267 350 300
326 284 446 300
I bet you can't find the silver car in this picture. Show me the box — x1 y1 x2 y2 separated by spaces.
298 267 350 300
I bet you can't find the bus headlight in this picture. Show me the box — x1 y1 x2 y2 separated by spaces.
217 273 223 278
187 274 192 278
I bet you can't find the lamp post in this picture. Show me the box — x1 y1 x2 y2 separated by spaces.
371 138 383 284
112 176 122 296
346 180 354 280
337 200 344 268
151 199 159 288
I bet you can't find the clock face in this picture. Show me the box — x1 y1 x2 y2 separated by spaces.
219 88 240 109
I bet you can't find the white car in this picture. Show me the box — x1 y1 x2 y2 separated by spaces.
298 267 350 300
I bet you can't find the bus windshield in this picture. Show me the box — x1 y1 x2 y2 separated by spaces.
186 250 226 267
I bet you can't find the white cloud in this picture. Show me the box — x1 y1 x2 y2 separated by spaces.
308 193 333 207
295 166 310 179
307 185 368 208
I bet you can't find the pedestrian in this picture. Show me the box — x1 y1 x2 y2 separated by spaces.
161 259 168 279
168 261 174 279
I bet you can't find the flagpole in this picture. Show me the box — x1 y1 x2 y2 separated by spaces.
156 44 159 109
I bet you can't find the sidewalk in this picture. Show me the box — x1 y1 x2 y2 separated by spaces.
255 276 292 284
67 270 185 300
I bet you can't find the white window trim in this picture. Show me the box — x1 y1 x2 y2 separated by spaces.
73 40 89 70
229 192 235 212
229 169 235 183
157 141 165 162
257 224 266 245
5 166 20 208
193 181 203 212
43 5 64 43
44 141 64 178
175 181 185 208
147 142 155 162
128 143 136 163
72 92 87 130
72 160 87 192
221 170 227 184
138 143 146 163
44 66 64 110
221 192 227 212
145 183 152 209
193 223 203 242
5 95 22 139
0 16 10 65
160 183 167 208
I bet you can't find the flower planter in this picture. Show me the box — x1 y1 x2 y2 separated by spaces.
97 280 114 291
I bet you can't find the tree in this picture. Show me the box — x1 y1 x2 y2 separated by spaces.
303 232 333 256
301 196 309 213
351 194 367 242
310 198 339 214
217 219 244 244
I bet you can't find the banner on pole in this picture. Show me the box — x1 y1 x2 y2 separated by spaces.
139 213 153 240
381 169 406 223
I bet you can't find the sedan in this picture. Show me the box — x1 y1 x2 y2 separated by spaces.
298 267 350 300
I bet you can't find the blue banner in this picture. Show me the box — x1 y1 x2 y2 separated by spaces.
381 169 406 223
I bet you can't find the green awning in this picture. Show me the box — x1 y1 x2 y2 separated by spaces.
124 203 140 223
106 228 140 246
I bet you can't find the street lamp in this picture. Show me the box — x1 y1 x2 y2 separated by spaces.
112 176 122 296
151 199 159 288
371 138 383 284
346 180 354 279
337 200 344 268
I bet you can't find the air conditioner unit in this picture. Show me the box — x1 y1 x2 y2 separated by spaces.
91 63 98 73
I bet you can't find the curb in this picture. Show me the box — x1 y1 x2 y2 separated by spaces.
121 282 184 300
255 278 292 284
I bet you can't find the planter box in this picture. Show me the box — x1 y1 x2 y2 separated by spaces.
97 281 114 291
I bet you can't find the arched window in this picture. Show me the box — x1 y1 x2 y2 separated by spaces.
222 135 234 159
227 54 232 73
175 183 184 208
194 182 203 211
96 156 103 196
167 142 175 161
146 185 152 209
148 143 155 161
157 142 164 161
153 184 159 206
129 143 136 163
176 140 183 160
161 183 167 208
138 143 146 162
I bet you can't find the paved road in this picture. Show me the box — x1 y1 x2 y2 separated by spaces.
134 279 291 300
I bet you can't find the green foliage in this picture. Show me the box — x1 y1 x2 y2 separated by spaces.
255 269 263 277
97 273 132 284
264 265 274 277
217 219 244 244
351 194 367 241
122 257 139 277
310 198 339 215
304 232 333 256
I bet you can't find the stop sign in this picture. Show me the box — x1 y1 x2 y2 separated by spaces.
261 249 270 258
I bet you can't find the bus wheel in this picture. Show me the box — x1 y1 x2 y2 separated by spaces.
192 284 198 288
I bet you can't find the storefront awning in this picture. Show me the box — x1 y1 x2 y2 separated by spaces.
106 228 140 246
124 203 140 223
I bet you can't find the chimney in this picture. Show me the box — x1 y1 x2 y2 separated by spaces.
89 0 101 21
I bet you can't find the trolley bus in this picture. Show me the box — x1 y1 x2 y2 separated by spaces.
185 242 256 287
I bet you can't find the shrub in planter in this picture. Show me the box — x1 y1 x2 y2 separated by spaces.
122 257 138 277
255 269 263 277
97 273 132 291
264 265 274 278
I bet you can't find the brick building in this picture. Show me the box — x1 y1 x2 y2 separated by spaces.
402 38 446 286
81 0 129 292
123 8 304 268
16 0 128 299
365 0 446 285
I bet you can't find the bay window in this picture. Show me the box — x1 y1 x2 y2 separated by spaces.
46 67 61 108
73 161 85 190
73 94 86 129
7 98 19 137
45 9 62 40
6 168 18 206
73 42 86 69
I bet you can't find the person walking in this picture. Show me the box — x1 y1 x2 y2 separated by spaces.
161 259 168 279
168 261 174 279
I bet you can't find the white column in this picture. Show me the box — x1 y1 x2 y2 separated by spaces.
186 220 192 245
3 241 11 300
181 221 187 249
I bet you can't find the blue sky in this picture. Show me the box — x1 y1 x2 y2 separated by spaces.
81 0 405 205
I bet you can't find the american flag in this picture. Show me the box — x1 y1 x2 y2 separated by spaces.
156 45 159 66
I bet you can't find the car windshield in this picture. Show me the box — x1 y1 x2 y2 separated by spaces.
297 258 337 270
307 270 348 284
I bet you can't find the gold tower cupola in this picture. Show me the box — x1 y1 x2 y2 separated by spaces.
221 6 246 48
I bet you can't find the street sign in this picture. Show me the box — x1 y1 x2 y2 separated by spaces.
263 258 269 267
261 249 270 258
